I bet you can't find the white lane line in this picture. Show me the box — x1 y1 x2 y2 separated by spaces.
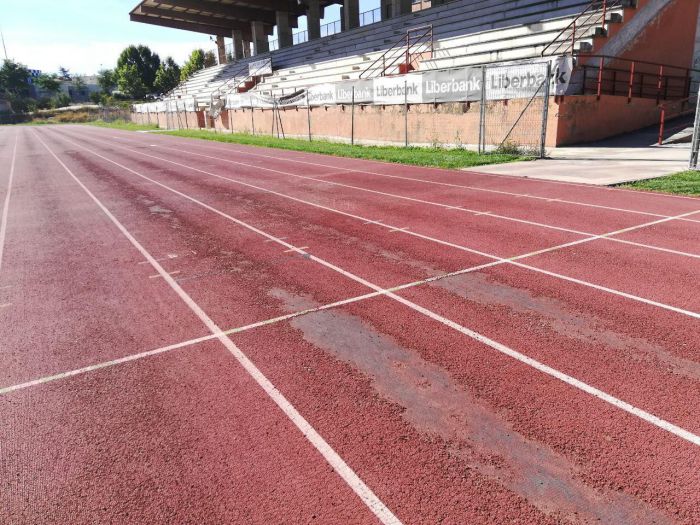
149 270 181 279
388 227 409 233
57 133 700 447
117 133 700 223
0 260 507 395
101 135 700 258
284 246 308 253
33 130 403 525
138 253 178 264
104 126 700 203
63 132 700 319
0 334 216 395
0 134 19 274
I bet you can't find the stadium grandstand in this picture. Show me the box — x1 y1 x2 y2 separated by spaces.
130 0 700 148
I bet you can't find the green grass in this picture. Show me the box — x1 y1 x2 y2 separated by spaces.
158 129 530 169
86 119 159 131
619 170 700 197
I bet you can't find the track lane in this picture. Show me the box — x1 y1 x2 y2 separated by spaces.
60 126 700 319
0 340 382 524
85 125 700 216
0 128 208 385
36 126 700 521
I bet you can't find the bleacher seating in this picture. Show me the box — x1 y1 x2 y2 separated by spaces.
164 0 627 103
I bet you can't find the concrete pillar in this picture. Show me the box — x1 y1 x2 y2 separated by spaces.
276 11 293 48
391 0 412 16
307 0 321 40
380 0 391 19
251 21 269 55
231 29 244 60
343 0 359 30
216 35 227 64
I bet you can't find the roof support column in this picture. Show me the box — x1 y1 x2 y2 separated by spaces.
391 0 412 16
276 11 293 48
251 20 269 55
231 29 245 60
307 0 321 40
343 0 359 30
216 35 227 64
381 0 391 20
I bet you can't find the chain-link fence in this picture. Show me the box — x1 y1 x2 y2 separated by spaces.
136 59 558 157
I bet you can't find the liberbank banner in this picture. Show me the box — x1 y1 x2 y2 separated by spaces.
132 57 572 112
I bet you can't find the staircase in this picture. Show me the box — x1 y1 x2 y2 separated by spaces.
360 25 434 78
541 0 630 56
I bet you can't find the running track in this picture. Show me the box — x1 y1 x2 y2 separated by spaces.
1 124 699 524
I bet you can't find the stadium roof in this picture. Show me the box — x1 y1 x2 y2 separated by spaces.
130 0 322 38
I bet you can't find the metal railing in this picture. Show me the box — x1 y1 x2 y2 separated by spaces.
321 20 341 38
541 0 624 57
573 55 699 103
360 7 381 26
360 25 433 79
293 30 308 45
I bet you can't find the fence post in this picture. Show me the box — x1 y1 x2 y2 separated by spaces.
689 89 700 169
479 66 487 153
540 62 552 159
306 91 312 141
351 86 355 146
251 106 255 135
404 80 408 147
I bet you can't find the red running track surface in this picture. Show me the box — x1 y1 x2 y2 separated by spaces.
1 124 699 524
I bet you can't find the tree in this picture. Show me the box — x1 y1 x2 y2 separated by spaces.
203 50 217 68
35 73 61 95
52 92 72 108
153 57 181 94
180 49 204 81
73 76 87 95
116 63 148 99
115 45 160 95
97 69 116 94
0 59 31 112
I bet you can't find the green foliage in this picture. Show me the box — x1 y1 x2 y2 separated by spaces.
203 50 217 68
154 57 181 95
88 119 159 131
0 59 31 99
115 45 160 97
620 170 700 196
97 69 116 94
51 92 72 108
0 59 32 112
180 49 205 81
160 130 528 169
117 63 149 99
35 73 61 94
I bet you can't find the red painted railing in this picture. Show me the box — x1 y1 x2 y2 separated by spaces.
541 0 624 57
360 25 433 79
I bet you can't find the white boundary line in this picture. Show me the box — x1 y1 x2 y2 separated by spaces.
0 133 19 274
103 125 700 203
59 130 700 320
32 130 403 525
102 129 700 222
138 142 700 260
0 259 508 395
48 129 700 447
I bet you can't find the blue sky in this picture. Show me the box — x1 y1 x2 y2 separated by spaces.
2 0 378 75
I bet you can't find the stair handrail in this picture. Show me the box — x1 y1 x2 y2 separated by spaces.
360 25 433 79
541 0 623 57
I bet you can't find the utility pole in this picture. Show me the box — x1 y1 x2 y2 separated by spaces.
0 28 8 59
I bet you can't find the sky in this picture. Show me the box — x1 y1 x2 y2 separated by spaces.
1 0 377 76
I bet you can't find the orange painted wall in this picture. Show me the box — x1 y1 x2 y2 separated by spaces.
616 0 700 68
